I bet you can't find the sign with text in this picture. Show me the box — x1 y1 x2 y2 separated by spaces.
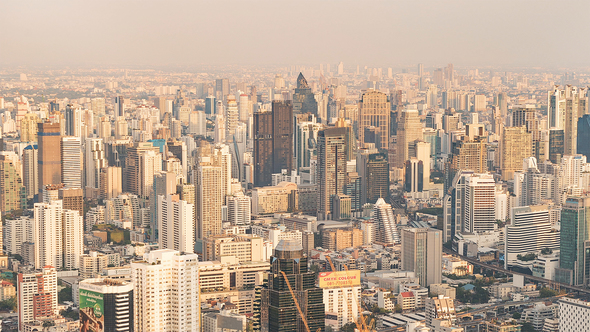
319 270 361 288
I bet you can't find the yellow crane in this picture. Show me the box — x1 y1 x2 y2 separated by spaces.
279 270 313 332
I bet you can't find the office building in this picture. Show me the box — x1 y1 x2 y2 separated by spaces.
100 166 123 200
294 114 322 170
405 158 424 193
17 266 58 331
79 278 134 332
265 239 325 332
395 109 423 168
124 142 160 196
227 193 251 225
505 205 559 268
85 138 107 197
158 194 194 253
577 114 590 160
366 152 389 203
59 187 84 216
501 126 532 181
20 112 39 142
557 196 590 285
358 90 389 150
401 228 442 287
559 297 590 332
321 270 361 329
293 73 318 117
61 136 82 189
317 127 347 218
115 96 124 118
253 110 273 186
131 249 200 332
0 152 26 212
22 145 38 199
203 234 265 263
372 198 400 244
251 182 298 215
38 122 62 196
549 129 565 164
321 228 363 251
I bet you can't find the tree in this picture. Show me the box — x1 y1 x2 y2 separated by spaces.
512 312 521 319
521 322 535 332
539 287 558 298
340 322 356 332
0 297 17 311
42 320 55 327
58 286 73 303
394 304 403 313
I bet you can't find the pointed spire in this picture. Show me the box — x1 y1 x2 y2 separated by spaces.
297 72 309 89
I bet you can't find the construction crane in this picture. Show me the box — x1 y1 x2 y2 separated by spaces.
325 256 372 332
279 270 312 332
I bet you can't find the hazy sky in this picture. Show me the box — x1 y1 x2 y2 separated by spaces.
2 1 590 69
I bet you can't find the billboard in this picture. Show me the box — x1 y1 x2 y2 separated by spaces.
318 270 361 288
80 289 104 332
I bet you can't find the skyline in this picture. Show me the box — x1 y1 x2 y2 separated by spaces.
2 1 590 69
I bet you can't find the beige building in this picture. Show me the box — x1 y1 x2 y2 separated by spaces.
20 112 40 142
203 235 266 263
501 126 532 181
358 90 389 150
251 182 298 215
395 109 423 168
198 256 269 292
100 166 122 200
79 251 110 278
321 228 363 251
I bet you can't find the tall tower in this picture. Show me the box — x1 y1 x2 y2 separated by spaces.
61 136 82 189
557 196 590 286
38 122 62 197
22 145 38 199
271 100 293 174
225 94 239 139
85 138 107 196
401 228 442 287
115 96 124 118
358 90 389 150
292 73 318 117
395 109 422 168
0 152 26 212
265 239 325 332
317 127 347 219
253 110 273 187
578 114 590 160
366 153 389 203
158 194 194 253
372 198 400 244
501 126 532 181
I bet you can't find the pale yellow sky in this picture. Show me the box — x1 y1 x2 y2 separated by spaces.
1 0 589 69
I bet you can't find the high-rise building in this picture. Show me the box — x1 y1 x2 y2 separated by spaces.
61 136 82 189
577 114 590 160
358 90 389 150
556 196 590 286
59 187 84 217
317 127 347 219
20 112 39 142
158 194 194 253
115 96 125 118
33 200 63 269
62 208 83 270
294 114 322 171
404 158 423 193
293 73 318 117
132 250 200 332
548 86 587 155
401 228 442 287
559 297 590 332
100 167 122 200
215 78 230 100
17 267 58 331
253 110 273 187
463 173 496 233
205 95 216 115
22 145 38 199
195 164 223 242
321 270 361 329
65 104 83 137
366 153 389 203
272 100 293 174
372 198 400 244
227 193 251 225
395 109 423 168
501 126 532 181
38 122 62 196
124 142 160 196
0 152 26 212
265 239 325 332
85 138 107 197
79 278 134 332
505 205 559 268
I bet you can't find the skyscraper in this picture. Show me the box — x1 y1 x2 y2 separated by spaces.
0 152 26 212
401 228 442 287
577 114 590 160
358 90 389 150
18 267 58 331
556 196 590 285
20 112 39 142
501 126 532 181
38 122 62 197
22 145 38 199
158 194 194 253
131 250 200 332
115 96 124 118
366 153 390 203
61 136 82 190
372 197 400 244
253 110 273 187
317 127 347 219
195 164 223 241
292 73 318 117
265 239 325 332
271 100 293 174
124 142 160 195
395 109 422 168
225 94 239 138
79 278 134 332
85 138 107 197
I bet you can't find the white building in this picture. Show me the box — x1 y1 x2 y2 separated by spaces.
463 173 496 233
372 198 400 244
158 194 194 253
17 266 58 331
131 249 200 332
558 297 590 332
227 193 251 225
33 200 63 269
62 209 84 270
61 136 82 189
505 205 560 268
323 282 361 328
